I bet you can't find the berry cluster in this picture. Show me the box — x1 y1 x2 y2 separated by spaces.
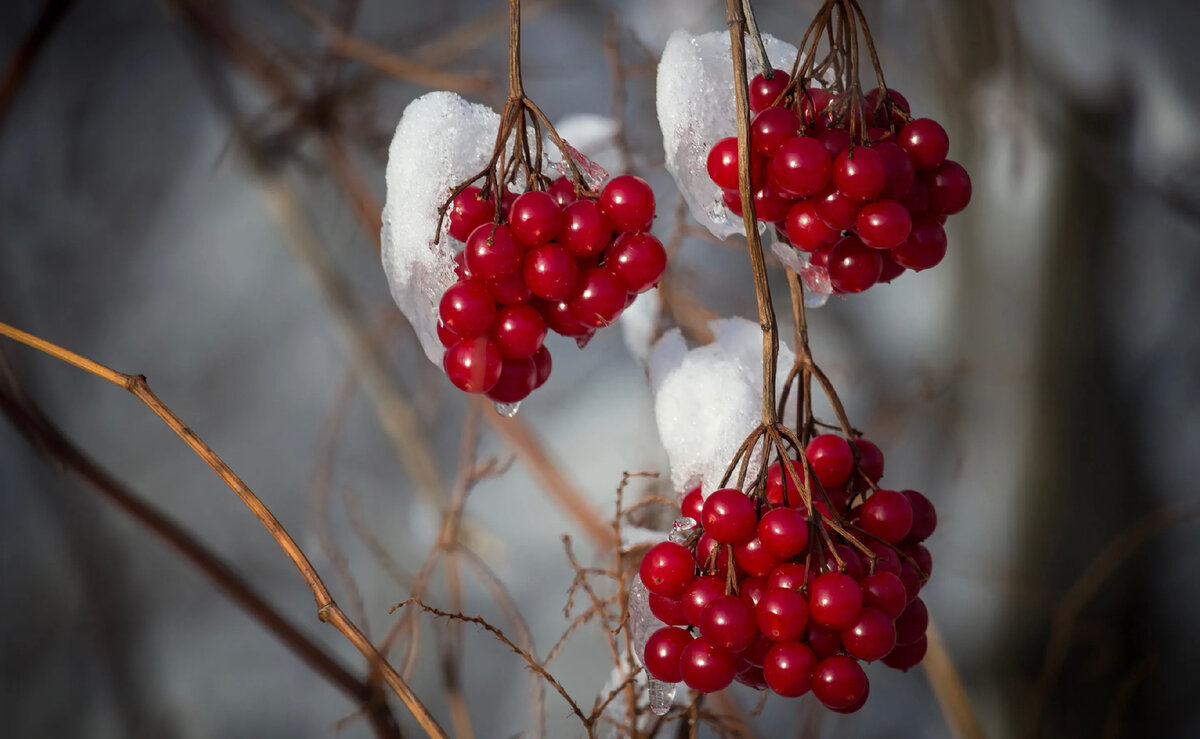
437 175 663 402
638 434 937 711
707 69 971 294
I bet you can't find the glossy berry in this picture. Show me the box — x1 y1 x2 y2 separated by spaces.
639 541 696 598
763 641 818 697
765 458 804 507
756 588 808 642
508 191 563 246
899 560 924 602
485 358 537 403
818 127 853 159
536 298 590 338
768 136 832 198
707 137 762 191
833 146 886 201
443 337 503 394
904 542 934 577
700 595 759 653
749 68 790 112
895 597 929 644
831 681 870 714
808 572 863 630
926 160 972 215
751 181 792 223
899 118 950 170
757 507 809 559
558 200 613 257
465 223 523 279
679 638 737 693
606 231 666 293
874 140 916 201
452 250 472 281
733 536 779 578
490 304 546 359
741 634 774 666
649 592 689 626
827 236 882 294
522 244 578 301
806 624 842 659
644 627 693 683
735 661 769 690
903 489 938 542
766 563 808 593
857 200 912 249
447 187 495 242
546 177 577 208
720 187 744 216
866 539 902 577
860 571 907 619
882 634 928 671
785 200 838 252
815 187 861 231
751 107 800 157
893 213 947 271
702 488 758 544
799 87 833 124
486 271 532 305
681 485 704 521
438 280 496 338
805 434 854 488
811 655 869 711
694 534 734 578
878 251 906 283
860 489 914 543
682 574 726 626
599 175 655 232
739 577 768 610
531 345 552 388
841 607 896 662
852 438 885 485
569 268 628 328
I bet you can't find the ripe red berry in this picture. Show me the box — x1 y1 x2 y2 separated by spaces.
814 187 861 231
443 337 503 394
806 624 843 659
827 236 882 294
756 588 808 642
860 489 914 543
599 175 655 232
757 507 809 559
895 597 929 645
749 69 791 113
768 136 832 198
682 574 726 626
679 638 737 693
925 160 972 215
546 177 577 208
765 458 805 507
569 267 628 327
805 434 854 488
902 489 938 542
452 250 472 281
751 106 800 157
522 243 579 301
784 199 838 252
707 137 763 191
878 251 906 283
644 627 693 683
439 280 497 337
694 533 735 578
852 438 885 485
721 187 744 216
860 571 908 619
681 485 704 521
606 231 667 293
702 488 758 544
893 213 947 271
763 641 818 697
447 186 495 242
812 655 869 710
874 140 916 201
857 200 912 249
536 298 589 338
735 661 769 690
490 304 546 360
558 199 613 257
485 357 537 403
739 577 768 610
486 271 533 305
882 634 927 671
903 542 933 577
799 87 833 124
465 223 523 280
741 633 774 666
766 562 808 593
866 539 902 577
437 320 459 349
817 127 853 159
700 595 759 653
841 607 896 662
639 541 697 598
808 572 863 630
899 118 950 170
751 182 792 223
649 593 689 626
733 536 779 579
833 146 886 201
531 345 552 388
508 191 563 246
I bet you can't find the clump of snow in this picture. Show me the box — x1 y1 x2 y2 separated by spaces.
656 30 799 240
650 317 796 495
619 287 662 362
381 91 501 365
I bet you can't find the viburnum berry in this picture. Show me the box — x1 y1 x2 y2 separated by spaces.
644 626 693 683
811 655 869 711
679 637 737 693
893 213 947 271
721 187 744 216
833 146 886 201
899 118 950 170
522 243 579 301
883 635 928 671
856 199 912 249
508 190 563 246
827 236 882 294
569 267 628 327
733 536 779 578
738 577 768 609
817 127 853 159
599 174 655 232
536 297 590 339
486 271 532 305
443 337 503 394
806 623 843 659
681 485 704 521
852 438 886 485
841 607 897 662
765 458 805 507
490 304 546 360
899 560 924 602
805 434 854 488
860 488 914 543
763 641 819 697
903 542 933 577
648 593 689 626
866 539 902 577
785 200 839 253
751 107 801 157
873 140 917 201
925 160 972 215
767 562 808 593
756 588 808 642
695 533 734 578
799 87 833 124
639 541 696 598
707 137 762 191
545 177 577 208
741 633 774 666
860 571 908 619
682 574 726 626
605 231 667 293
751 182 792 223
749 68 791 112
895 597 929 645
735 660 769 690
465 223 523 280
757 507 808 559
437 319 458 349
808 572 863 630
768 136 832 198
558 199 613 257
438 280 496 338
530 345 552 388
702 488 758 543
447 186 495 242
903 489 938 542
485 358 537 403
878 251 906 283
814 187 860 231
700 595 759 653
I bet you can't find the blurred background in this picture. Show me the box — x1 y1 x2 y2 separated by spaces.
2 0 1199 737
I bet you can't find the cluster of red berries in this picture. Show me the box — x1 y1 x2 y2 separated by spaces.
638 434 937 711
706 68 972 294
437 175 663 402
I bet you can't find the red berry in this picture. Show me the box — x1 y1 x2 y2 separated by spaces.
892 213 947 271
899 560 923 602
841 607 896 662
700 595 759 653
531 345 552 388
681 485 704 521
903 177 930 213
763 641 818 697
756 588 808 642
508 191 563 246
649 593 690 626
751 181 792 223
926 160 972 215
546 177 577 208
874 140 916 201
694 533 734 578
799 87 833 125
882 634 927 671
679 638 737 693
857 199 912 249
833 146 886 201
899 118 950 170
702 488 758 544
765 458 805 507
739 577 768 609
819 544 867 582
766 562 808 593
860 489 914 543
522 244 579 301
707 137 763 191
485 357 537 403
806 624 842 659
558 200 613 257
830 680 870 714
437 320 459 349
599 175 655 232
817 127 853 159
490 304 546 359
447 186 495 242
439 279 497 337
805 434 854 488
902 489 938 542
784 199 838 252
878 251 906 283
733 536 779 579
768 136 832 198
741 634 774 666
640 541 697 598
486 271 532 305
904 542 933 577
453 250 472 280
682 574 726 626
465 223 523 279
860 571 907 619
867 87 911 115
757 507 809 559
644 627 693 683
721 187 744 216
895 597 929 644
811 655 869 711
827 236 882 294
751 107 800 157
814 187 861 231
735 661 769 690
749 69 790 113
443 337 503 394
606 231 666 293
569 267 628 327
852 438 885 485
866 540 902 577
808 572 863 630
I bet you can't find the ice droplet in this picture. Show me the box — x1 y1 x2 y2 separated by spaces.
769 238 832 308
628 576 677 717
669 517 697 544
493 401 521 417
648 678 676 716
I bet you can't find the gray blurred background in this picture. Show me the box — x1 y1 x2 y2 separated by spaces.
2 0 1199 737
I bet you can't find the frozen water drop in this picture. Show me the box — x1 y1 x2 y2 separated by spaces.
493 401 521 417
669 517 697 544
648 681 676 716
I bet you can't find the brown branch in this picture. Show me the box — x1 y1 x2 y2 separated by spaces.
0 323 448 739
922 616 986 739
